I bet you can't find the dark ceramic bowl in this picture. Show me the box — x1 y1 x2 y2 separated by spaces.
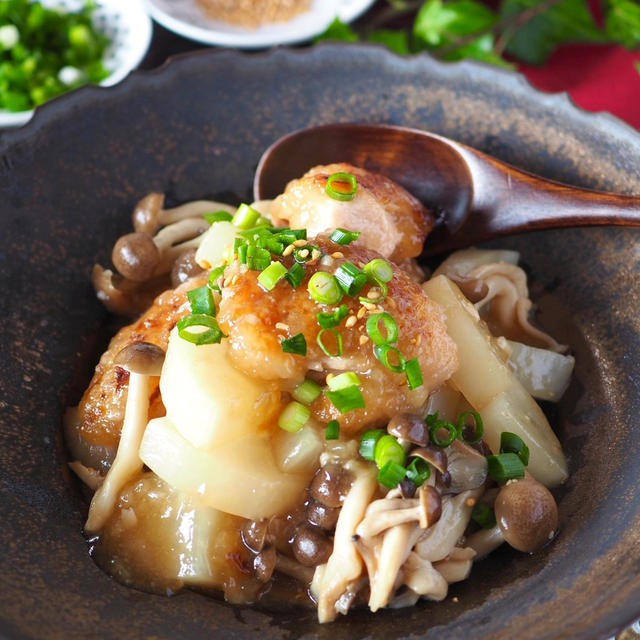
0 44 639 640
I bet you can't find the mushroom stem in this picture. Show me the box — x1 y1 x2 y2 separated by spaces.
160 200 235 226
153 217 210 252
85 371 150 532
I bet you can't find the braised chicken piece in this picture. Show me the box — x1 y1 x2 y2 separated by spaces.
217 235 457 434
270 163 434 262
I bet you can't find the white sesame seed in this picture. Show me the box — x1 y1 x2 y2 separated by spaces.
345 316 357 328
282 244 294 257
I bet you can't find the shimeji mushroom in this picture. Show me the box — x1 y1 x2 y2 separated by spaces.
466 476 559 556
85 342 165 533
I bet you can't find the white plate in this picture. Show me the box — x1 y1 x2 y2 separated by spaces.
0 0 152 128
145 0 376 48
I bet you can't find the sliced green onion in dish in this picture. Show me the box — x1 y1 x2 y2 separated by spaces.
258 261 287 290
325 171 358 201
471 502 497 529
373 434 406 469
358 281 388 305
285 262 305 288
278 401 311 433
203 210 233 224
177 314 226 345
293 243 320 264
316 328 343 357
317 303 348 329
377 460 407 488
327 371 361 390
405 358 424 390
281 333 307 356
308 271 342 305
246 245 271 271
208 265 227 293
292 378 322 405
427 416 458 448
457 410 484 444
334 261 367 296
406 457 431 486
187 285 216 316
232 203 262 229
325 384 365 413
256 236 284 256
500 431 530 466
359 428 386 460
373 344 406 373
363 258 394 283
366 311 399 345
325 420 340 440
487 453 526 483
329 228 361 245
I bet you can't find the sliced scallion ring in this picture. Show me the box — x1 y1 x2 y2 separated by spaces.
373 344 406 373
457 410 484 444
308 272 342 305
177 314 226 345
366 311 399 345
325 171 357 201
316 327 343 357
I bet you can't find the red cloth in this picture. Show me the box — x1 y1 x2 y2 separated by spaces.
518 43 640 129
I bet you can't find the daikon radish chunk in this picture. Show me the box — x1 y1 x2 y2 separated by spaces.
160 328 279 450
507 340 575 402
195 220 237 269
273 422 323 473
140 417 310 520
422 275 568 487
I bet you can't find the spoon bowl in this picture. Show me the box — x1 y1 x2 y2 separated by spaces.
254 123 640 253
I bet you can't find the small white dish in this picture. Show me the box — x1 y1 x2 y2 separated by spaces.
145 0 376 48
0 0 152 128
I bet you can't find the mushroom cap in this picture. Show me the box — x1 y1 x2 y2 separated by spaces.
132 192 164 234
112 232 160 282
114 341 166 376
494 478 558 553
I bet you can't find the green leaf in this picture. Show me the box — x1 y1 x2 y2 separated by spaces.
604 0 640 48
501 0 607 66
413 0 499 47
315 17 359 43
367 28 410 54
443 33 515 68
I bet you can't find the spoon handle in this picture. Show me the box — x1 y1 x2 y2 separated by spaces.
437 143 640 251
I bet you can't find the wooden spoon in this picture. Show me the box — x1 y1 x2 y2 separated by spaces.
253 123 640 254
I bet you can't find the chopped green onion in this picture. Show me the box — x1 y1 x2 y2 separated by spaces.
358 281 388 304
500 432 530 466
363 258 394 283
325 171 358 201
327 371 361 391
187 285 216 316
428 418 458 448
208 265 226 293
177 314 225 345
203 210 233 224
257 261 287 290
278 401 311 433
373 434 406 469
281 333 307 356
316 328 343 357
471 502 497 529
256 236 285 255
237 243 248 264
373 344 406 373
246 245 271 271
487 453 526 483
377 460 407 488
366 312 399 345
317 304 348 328
285 262 305 288
325 385 365 413
293 243 319 263
406 457 431 486
232 203 262 229
405 358 424 390
457 410 484 444
325 420 340 440
329 228 361 245
308 272 342 305
292 378 322 405
335 261 367 296
359 428 386 460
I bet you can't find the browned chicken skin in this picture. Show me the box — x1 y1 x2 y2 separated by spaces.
270 163 434 262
